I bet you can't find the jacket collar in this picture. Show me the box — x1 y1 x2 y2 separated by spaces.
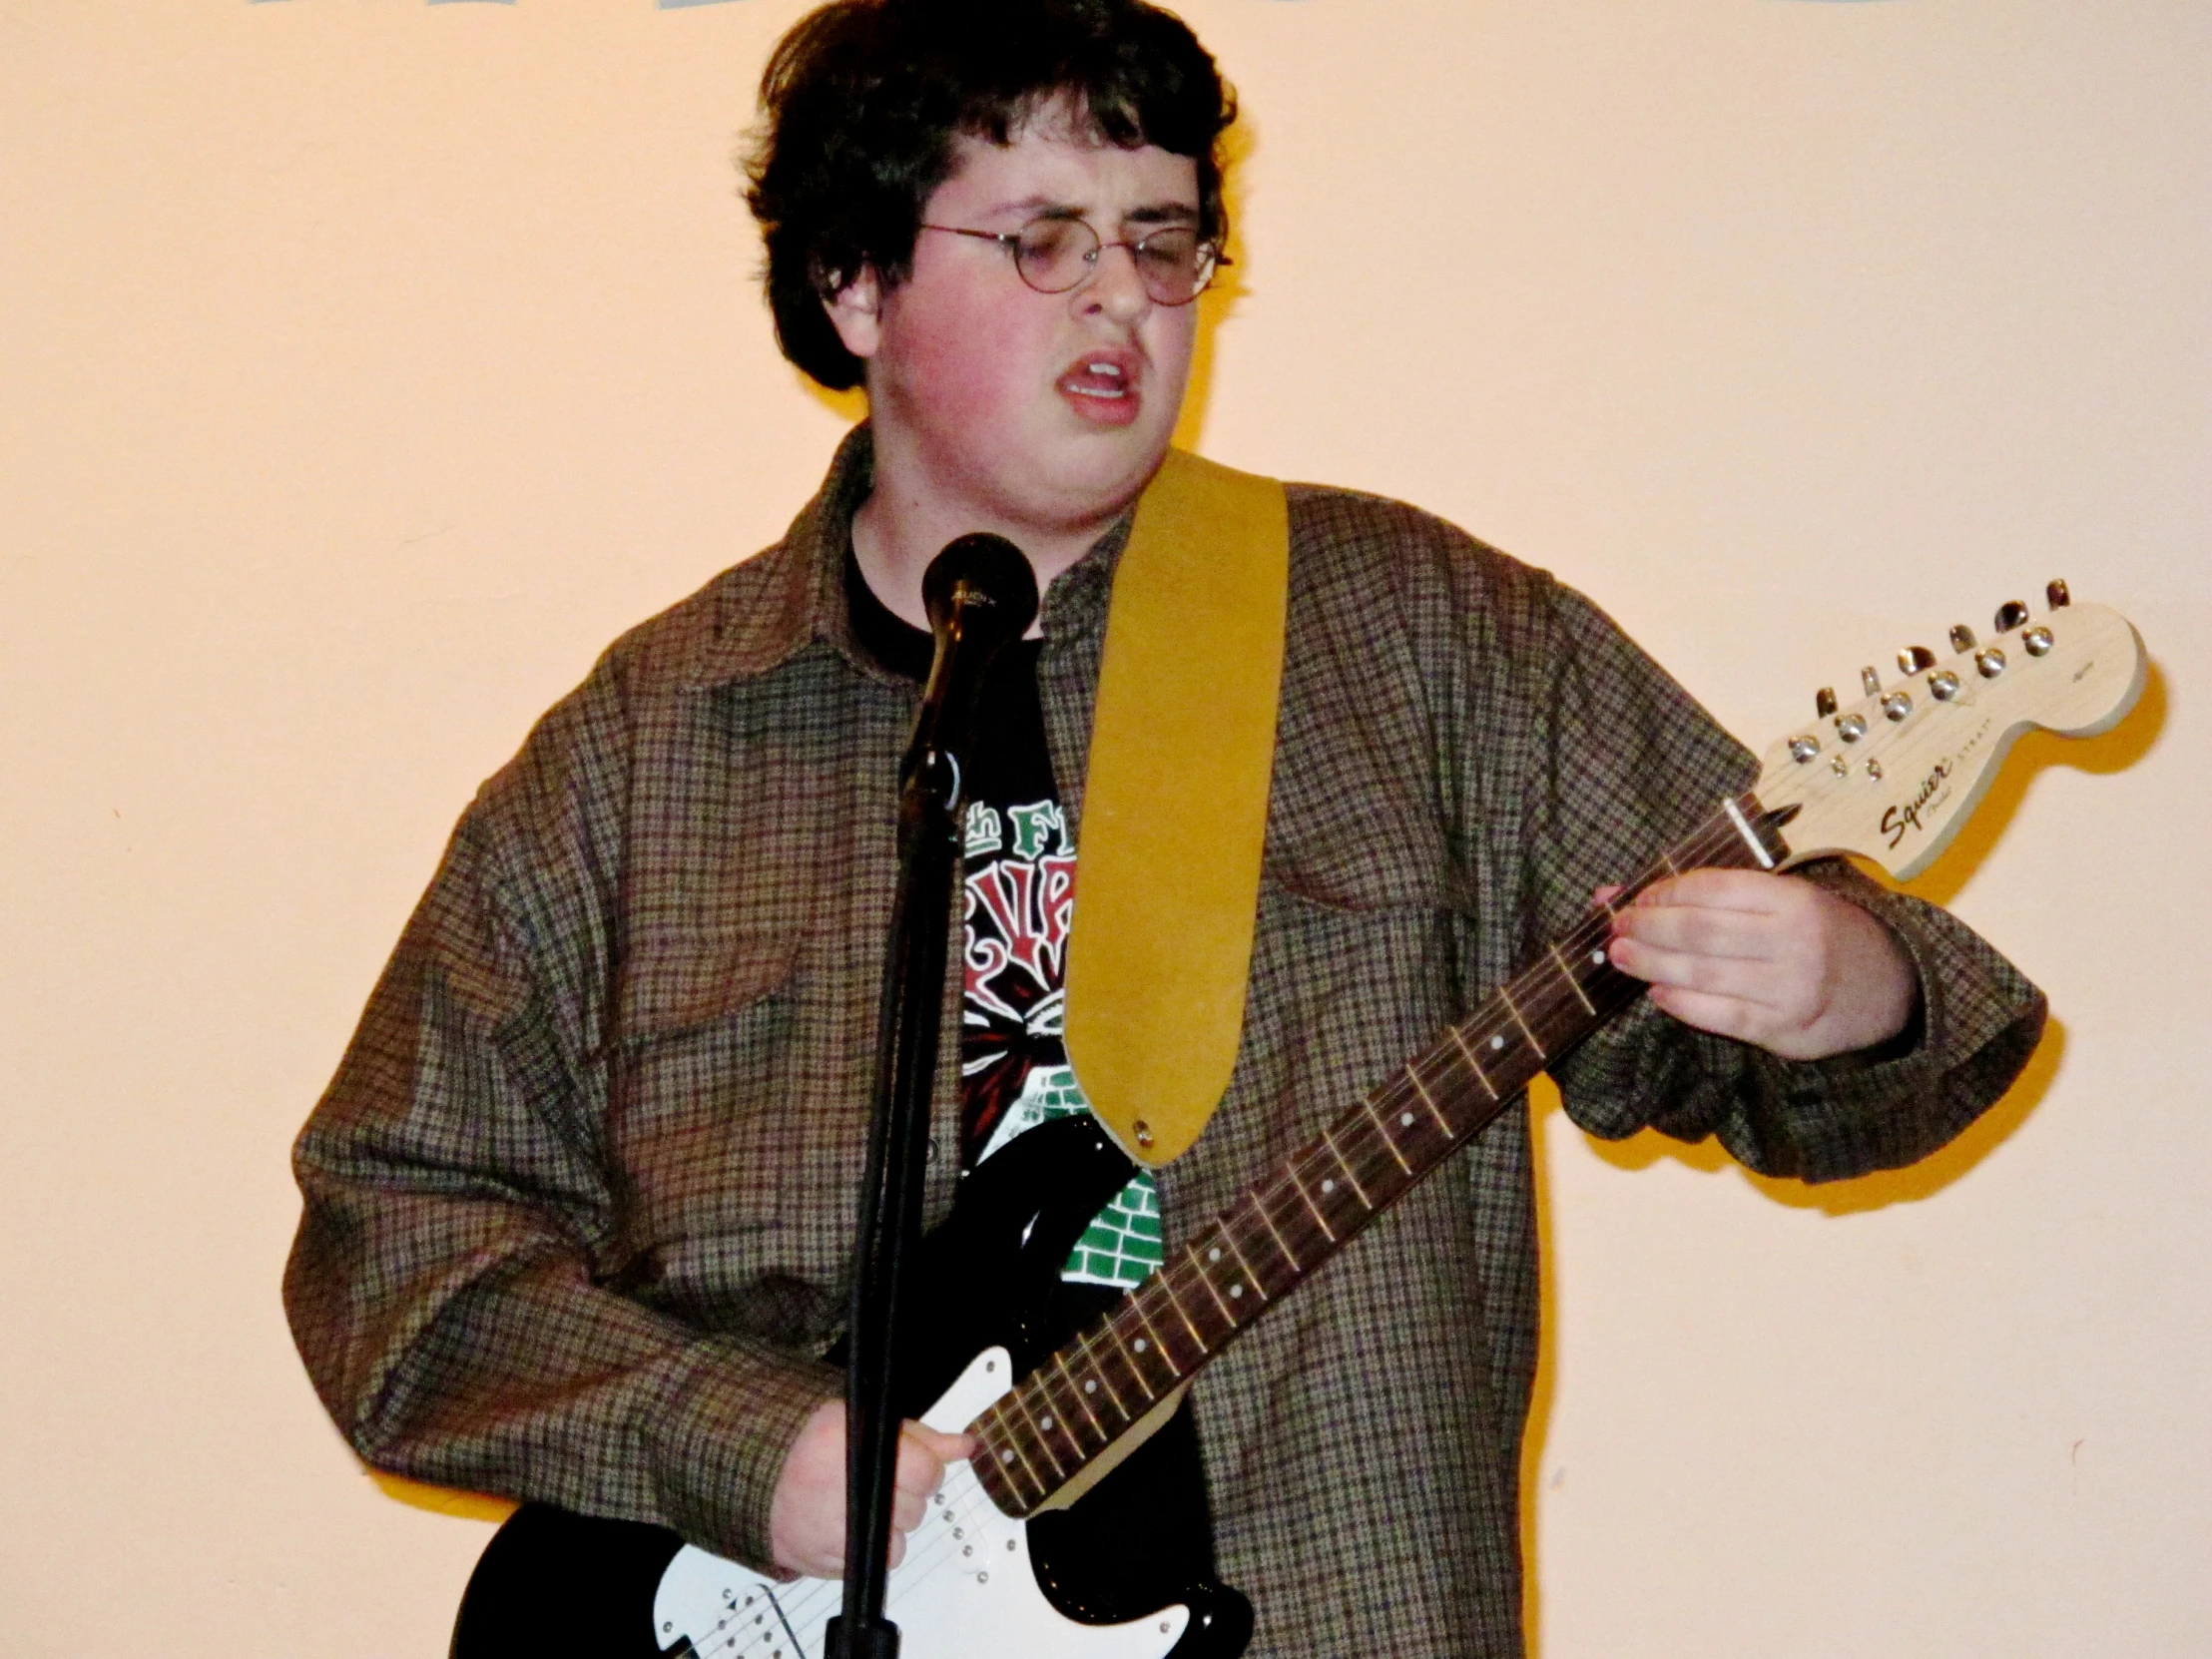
686 423 1135 690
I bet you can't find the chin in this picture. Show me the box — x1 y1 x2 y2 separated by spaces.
1051 427 1174 509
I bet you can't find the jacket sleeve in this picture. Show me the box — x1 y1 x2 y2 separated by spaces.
282 695 837 1573
1486 568 2046 1183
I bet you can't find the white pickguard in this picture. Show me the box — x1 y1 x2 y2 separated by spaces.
650 1348 1191 1659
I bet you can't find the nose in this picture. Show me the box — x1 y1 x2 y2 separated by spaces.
1075 242 1152 325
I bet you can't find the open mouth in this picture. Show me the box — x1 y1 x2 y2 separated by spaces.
1056 350 1141 424
1059 357 1131 400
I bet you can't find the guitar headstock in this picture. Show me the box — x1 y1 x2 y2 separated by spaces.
1757 582 2145 881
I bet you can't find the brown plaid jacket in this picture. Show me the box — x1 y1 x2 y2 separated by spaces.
285 429 2044 1657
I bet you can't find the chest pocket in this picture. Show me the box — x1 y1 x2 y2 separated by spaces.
605 927 803 1239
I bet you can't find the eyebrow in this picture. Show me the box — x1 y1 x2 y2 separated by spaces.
989 195 1201 228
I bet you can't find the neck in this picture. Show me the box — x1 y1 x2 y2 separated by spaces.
850 427 1153 634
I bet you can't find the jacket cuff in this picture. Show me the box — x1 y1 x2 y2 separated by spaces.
1751 863 2045 1182
647 1337 842 1573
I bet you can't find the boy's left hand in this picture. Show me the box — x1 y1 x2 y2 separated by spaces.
1603 869 1918 1061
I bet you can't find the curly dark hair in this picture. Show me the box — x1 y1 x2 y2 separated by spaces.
745 0 1237 390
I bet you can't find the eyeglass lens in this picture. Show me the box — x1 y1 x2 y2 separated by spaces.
1013 220 1217 303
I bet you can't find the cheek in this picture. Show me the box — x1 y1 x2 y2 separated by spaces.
1146 309 1200 402
882 287 1048 430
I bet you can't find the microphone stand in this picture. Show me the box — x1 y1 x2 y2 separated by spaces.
826 536 1036 1659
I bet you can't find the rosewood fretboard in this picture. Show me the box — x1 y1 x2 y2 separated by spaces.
968 789 1796 1518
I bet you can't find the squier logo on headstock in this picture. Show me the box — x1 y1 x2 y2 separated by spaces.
1755 580 2146 883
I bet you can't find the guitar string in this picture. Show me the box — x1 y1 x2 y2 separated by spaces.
977 801 1769 1499
975 799 1774 1504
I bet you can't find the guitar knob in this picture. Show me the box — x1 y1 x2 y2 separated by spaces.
1836 713 1869 742
1789 735 1822 764
1815 686 1839 719
1929 670 1962 700
1880 691 1914 722
1897 645 1936 674
1861 666 1882 696
1949 624 1977 652
1975 647 2006 678
2023 625 2055 657
2046 578 2070 609
1994 600 2030 632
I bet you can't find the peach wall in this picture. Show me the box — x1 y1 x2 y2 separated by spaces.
3 3 2204 1655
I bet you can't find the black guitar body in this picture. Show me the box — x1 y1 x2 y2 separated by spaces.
450 1114 1253 1659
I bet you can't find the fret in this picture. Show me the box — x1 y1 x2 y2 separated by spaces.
1030 1383 1088 1464
1038 1354 1100 1445
1250 1187 1305 1270
986 1415 1049 1500
1546 942 1597 1014
1184 1246 1237 1322
1052 1349 1106 1437
1152 1272 1212 1358
1075 1327 1132 1417
1496 982 1545 1058
1115 1303 1176 1391
1003 1389 1071 1481
1406 1065 1451 1135
1290 1166 1339 1242
1320 1123 1373 1209
1218 1229 1269 1303
1446 1025 1499 1099
1360 1098 1414 1174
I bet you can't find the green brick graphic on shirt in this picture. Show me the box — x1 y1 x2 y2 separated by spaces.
974 1063 1162 1291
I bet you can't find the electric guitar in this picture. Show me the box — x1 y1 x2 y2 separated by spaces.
450 587 2143 1659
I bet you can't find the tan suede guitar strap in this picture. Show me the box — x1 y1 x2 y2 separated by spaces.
1061 449 1289 1169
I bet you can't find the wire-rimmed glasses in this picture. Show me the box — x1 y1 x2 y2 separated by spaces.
919 217 1228 305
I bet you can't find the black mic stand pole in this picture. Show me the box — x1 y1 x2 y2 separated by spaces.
826 536 1037 1659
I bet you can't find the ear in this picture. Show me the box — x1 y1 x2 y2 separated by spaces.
822 266 885 363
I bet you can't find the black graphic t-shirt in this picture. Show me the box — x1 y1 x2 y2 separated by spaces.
843 552 1162 1291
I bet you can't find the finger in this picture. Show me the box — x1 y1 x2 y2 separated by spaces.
1643 982 1771 1043
891 1485 927 1535
1633 867 1794 916
909 1423 974 1465
1607 933 1797 1012
894 1426 955 1498
1611 899 1786 964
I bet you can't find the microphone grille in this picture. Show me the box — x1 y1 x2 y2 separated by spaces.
922 533 1039 642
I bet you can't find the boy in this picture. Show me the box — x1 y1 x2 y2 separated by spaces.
285 3 2042 1653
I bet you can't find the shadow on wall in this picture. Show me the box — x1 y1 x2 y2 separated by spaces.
372 1469 515 1525
1517 655 2164 1643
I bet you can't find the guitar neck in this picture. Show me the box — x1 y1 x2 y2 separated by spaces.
968 790 1797 1517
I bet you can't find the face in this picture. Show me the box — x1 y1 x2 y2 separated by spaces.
826 111 1203 541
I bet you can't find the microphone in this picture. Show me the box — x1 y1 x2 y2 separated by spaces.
902 533 1039 802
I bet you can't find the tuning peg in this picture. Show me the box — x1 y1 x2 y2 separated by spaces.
1815 686 1838 719
2046 578 2070 609
1860 666 1882 696
1898 645 1936 674
1994 600 2030 633
1949 624 1977 652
